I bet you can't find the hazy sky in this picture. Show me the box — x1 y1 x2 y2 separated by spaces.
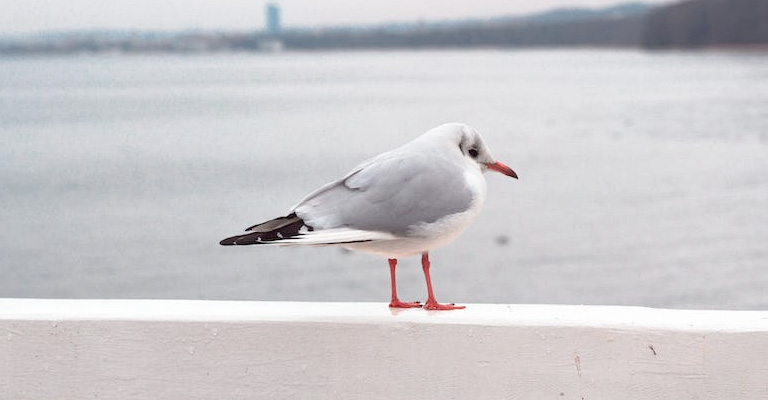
1 0 675 35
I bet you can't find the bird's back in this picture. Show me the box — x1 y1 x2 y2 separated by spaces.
294 145 477 236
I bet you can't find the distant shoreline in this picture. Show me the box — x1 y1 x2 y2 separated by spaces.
2 0 767 57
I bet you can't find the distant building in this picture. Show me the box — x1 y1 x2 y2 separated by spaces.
266 3 281 34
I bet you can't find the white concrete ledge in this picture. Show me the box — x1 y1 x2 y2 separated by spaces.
2 299 768 399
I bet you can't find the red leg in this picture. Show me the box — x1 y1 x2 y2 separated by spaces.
421 252 465 310
388 258 422 308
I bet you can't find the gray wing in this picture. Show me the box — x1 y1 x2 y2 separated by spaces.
292 149 474 235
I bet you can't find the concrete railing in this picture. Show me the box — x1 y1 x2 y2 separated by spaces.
2 299 768 399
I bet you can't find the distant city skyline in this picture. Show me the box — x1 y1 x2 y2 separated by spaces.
0 0 675 35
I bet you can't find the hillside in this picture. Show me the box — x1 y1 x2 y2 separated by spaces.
643 0 768 48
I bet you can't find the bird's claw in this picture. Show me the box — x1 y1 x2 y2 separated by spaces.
389 300 423 309
423 301 465 311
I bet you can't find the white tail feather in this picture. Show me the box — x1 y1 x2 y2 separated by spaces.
270 228 396 246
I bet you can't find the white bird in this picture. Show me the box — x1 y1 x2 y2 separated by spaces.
220 123 517 310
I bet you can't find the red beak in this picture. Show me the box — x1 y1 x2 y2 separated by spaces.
485 161 518 179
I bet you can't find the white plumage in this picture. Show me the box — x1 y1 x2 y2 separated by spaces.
221 123 517 310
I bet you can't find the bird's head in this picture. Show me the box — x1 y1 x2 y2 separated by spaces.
433 123 518 179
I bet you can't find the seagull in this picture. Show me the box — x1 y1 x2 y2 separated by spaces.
220 123 517 310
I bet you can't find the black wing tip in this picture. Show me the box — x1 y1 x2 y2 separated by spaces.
245 212 299 232
224 213 311 246
219 234 268 246
219 236 238 246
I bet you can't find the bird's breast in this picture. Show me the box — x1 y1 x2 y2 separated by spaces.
405 166 486 240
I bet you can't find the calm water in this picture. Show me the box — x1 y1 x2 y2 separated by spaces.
2 49 768 309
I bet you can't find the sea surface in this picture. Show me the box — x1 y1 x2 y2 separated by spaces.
2 49 768 309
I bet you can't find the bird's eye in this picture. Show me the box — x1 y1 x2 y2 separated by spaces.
468 148 479 158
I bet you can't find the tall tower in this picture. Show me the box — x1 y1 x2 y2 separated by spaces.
266 3 281 34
